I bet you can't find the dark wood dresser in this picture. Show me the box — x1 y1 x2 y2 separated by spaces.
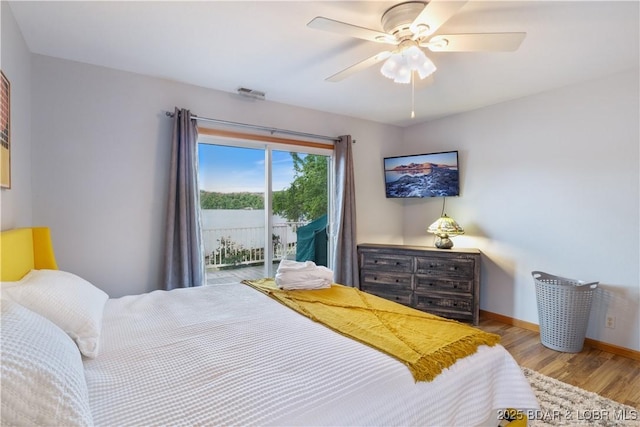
357 243 481 325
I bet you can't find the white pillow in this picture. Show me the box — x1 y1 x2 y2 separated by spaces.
2 269 108 358
1 299 94 426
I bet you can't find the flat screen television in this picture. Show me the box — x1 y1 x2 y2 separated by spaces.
384 150 459 198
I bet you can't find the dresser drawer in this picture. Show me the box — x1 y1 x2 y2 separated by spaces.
360 271 412 305
361 253 413 272
361 271 412 288
415 257 474 279
361 285 412 306
424 308 474 323
414 275 472 294
414 294 472 313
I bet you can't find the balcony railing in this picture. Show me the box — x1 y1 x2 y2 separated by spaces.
203 222 306 268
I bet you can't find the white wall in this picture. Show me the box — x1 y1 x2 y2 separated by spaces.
400 69 640 351
0 2 32 228
29 55 403 297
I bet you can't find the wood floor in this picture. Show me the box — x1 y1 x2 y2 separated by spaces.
477 318 640 409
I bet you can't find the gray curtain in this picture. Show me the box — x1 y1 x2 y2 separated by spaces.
163 107 205 290
332 135 359 287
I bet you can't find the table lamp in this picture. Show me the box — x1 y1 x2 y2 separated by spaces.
427 214 465 249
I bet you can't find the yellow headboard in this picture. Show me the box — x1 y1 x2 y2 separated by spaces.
0 227 58 281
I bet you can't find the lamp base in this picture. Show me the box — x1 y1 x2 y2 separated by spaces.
434 235 454 249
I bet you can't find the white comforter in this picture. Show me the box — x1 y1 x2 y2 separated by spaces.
83 283 537 426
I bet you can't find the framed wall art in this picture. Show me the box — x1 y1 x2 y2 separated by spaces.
1 71 10 189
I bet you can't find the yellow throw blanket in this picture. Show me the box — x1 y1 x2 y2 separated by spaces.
243 278 500 382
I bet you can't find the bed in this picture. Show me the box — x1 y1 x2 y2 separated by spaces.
0 227 538 426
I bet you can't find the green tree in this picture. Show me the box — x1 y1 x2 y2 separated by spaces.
200 191 264 209
273 153 328 222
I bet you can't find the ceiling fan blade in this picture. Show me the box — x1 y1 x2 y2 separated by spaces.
426 33 526 52
410 0 468 36
307 17 397 44
326 51 393 82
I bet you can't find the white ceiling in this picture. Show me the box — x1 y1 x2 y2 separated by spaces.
8 1 640 127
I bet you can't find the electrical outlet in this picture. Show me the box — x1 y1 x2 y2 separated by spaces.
606 315 616 329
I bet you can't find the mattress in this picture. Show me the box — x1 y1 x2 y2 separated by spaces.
83 283 538 426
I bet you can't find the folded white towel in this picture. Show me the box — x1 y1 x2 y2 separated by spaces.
277 260 319 273
275 260 334 290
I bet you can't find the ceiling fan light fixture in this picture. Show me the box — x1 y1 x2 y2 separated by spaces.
380 53 412 84
381 54 404 83
380 45 436 84
406 45 437 79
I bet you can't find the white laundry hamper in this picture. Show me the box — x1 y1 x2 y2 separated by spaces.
532 271 598 353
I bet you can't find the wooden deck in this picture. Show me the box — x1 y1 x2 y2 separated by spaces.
206 264 274 285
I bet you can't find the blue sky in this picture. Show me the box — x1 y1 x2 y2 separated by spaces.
198 144 300 193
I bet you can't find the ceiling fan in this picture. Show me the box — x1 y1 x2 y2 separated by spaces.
307 0 526 83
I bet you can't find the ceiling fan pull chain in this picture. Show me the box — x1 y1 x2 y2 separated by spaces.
411 71 416 119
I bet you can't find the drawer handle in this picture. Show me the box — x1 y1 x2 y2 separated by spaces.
395 261 401 265
453 302 458 307
374 276 378 281
395 279 399 283
395 296 400 301
428 283 434 287
374 260 378 264
453 284 458 289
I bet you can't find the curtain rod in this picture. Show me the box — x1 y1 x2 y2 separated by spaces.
165 111 341 143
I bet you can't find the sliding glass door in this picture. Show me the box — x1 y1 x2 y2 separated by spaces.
198 137 332 285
